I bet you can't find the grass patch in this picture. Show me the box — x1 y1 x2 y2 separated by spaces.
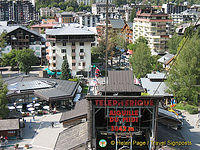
175 103 198 114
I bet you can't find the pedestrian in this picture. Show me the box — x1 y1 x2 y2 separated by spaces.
51 122 54 128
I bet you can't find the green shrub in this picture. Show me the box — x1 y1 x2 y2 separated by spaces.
68 78 79 82
175 103 198 114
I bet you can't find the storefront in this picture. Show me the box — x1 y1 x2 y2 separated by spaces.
87 96 163 150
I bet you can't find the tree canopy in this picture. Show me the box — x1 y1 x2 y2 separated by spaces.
167 33 183 54
129 37 162 78
166 32 200 104
0 76 9 119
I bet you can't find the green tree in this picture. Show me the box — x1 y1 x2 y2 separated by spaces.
60 56 72 80
113 0 127 6
129 8 136 22
129 37 153 78
1 49 18 70
0 31 7 52
166 33 200 105
0 76 9 119
167 34 183 54
16 49 38 75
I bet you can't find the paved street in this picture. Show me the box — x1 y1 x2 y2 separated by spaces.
6 113 64 150
180 111 200 150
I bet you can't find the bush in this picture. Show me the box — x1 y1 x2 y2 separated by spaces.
68 78 79 82
175 103 198 114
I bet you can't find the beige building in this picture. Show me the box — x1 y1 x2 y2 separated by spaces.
133 8 172 55
45 24 95 76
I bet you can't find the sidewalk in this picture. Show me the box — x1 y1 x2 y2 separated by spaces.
180 110 200 150
5 113 64 150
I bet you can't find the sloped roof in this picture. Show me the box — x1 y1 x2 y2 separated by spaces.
146 72 166 80
158 53 175 65
109 19 124 29
98 71 144 93
54 122 87 150
0 119 19 131
60 99 88 123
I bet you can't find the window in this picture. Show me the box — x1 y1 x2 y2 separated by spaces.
8 131 15 134
78 63 81 66
83 62 86 66
72 63 76 66
61 49 66 53
63 56 66 59
72 42 75 46
72 56 75 59
80 56 84 59
53 50 56 53
25 35 29 39
80 42 84 46
63 42 66 46
91 43 95 47
53 56 56 60
53 43 55 46
53 63 56 67
80 49 84 53
72 49 75 53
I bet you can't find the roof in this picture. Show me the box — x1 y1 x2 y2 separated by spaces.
140 78 172 96
0 119 19 131
46 24 95 36
146 72 166 80
3 75 79 100
31 24 57 28
109 19 124 29
54 122 87 150
60 99 88 123
158 53 175 65
98 71 144 93
0 26 42 38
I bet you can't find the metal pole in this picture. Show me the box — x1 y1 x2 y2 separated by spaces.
130 135 133 150
116 134 118 150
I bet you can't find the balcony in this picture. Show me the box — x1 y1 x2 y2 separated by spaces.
71 52 76 56
53 60 56 63
46 49 50 53
78 65 85 70
72 66 76 70
79 52 85 56
72 59 76 63
71 45 76 49
52 53 56 56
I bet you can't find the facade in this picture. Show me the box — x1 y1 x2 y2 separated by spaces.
40 7 61 18
0 26 46 64
55 12 75 24
162 3 188 14
121 22 133 43
133 8 172 55
78 12 100 27
45 24 95 76
171 9 200 24
0 0 38 24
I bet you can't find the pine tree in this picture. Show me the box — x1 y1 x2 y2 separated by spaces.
60 55 72 80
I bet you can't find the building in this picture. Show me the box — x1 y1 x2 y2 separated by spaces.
162 3 188 14
0 26 47 64
78 12 100 27
121 22 133 43
55 12 75 24
4 75 80 109
133 8 172 55
171 9 200 24
45 24 95 76
40 7 61 18
158 53 174 70
0 119 21 139
92 3 118 19
0 0 38 24
140 72 173 97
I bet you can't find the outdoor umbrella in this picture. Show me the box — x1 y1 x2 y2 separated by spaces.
44 68 49 71
8 106 15 110
43 106 50 110
57 72 62 75
27 104 33 108
28 107 35 111
16 105 22 109
34 103 40 107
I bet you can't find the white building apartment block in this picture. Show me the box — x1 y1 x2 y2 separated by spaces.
133 8 172 55
45 24 95 76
